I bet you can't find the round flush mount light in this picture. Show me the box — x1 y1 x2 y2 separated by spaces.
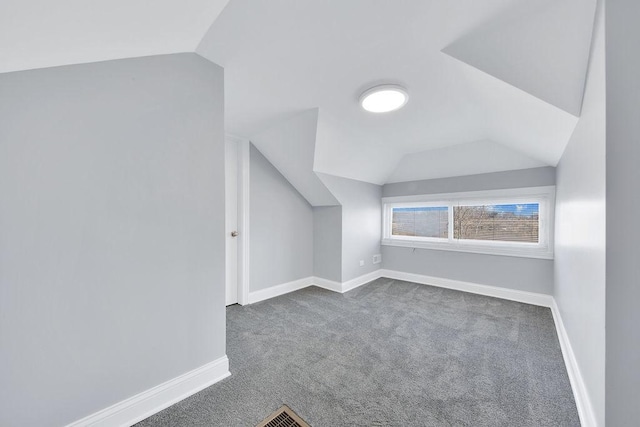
359 84 408 113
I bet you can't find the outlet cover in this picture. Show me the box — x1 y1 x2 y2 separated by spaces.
359 260 365 267
373 254 382 264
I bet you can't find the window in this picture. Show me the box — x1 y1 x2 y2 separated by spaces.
382 187 554 259
391 205 448 239
453 203 539 243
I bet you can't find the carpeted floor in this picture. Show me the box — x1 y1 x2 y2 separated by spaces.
136 278 580 426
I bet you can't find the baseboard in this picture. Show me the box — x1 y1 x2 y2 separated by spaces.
549 300 597 427
66 356 230 427
312 276 342 293
248 276 314 304
247 272 385 304
340 270 383 293
250 269 553 309
379 269 553 307
312 270 383 294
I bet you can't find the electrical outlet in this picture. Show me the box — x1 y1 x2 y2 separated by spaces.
372 254 382 264
359 260 365 267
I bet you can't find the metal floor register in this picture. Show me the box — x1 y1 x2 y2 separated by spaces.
256 405 311 427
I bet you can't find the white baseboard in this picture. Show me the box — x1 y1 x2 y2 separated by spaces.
312 270 383 294
256 269 552 307
248 276 314 304
248 271 385 303
379 269 553 307
341 270 383 293
550 300 597 427
312 276 342 293
66 356 230 427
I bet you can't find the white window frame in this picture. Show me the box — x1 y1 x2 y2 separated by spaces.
382 186 555 259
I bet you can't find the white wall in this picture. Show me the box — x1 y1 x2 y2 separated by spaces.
250 145 314 291
0 54 226 426
381 167 555 294
605 0 640 424
318 174 382 281
554 2 606 424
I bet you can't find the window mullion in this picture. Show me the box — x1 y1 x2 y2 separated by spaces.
448 202 454 243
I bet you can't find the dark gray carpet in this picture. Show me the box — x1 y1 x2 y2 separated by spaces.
136 278 580 426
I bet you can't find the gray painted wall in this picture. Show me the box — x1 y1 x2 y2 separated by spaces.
0 54 226 426
382 247 553 294
382 166 556 197
250 145 314 291
318 174 382 282
313 206 343 282
606 0 640 424
554 3 606 425
382 167 555 294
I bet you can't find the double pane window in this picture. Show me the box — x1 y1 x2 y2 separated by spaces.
382 187 554 259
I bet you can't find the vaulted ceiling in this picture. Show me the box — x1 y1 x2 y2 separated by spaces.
0 0 229 73
2 0 598 205
197 0 596 195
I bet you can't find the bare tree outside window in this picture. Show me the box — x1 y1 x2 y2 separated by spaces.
453 203 539 243
384 192 551 259
390 203 539 244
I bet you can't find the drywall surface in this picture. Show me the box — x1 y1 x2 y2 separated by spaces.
606 0 640 424
442 0 596 117
250 145 314 291
318 174 382 282
382 246 553 294
554 3 606 425
313 206 343 282
386 140 547 184
250 109 338 206
382 167 555 294
383 166 556 197
0 53 225 426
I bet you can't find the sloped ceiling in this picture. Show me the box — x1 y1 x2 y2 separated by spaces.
442 0 597 117
313 109 403 185
1 0 598 190
198 0 597 186
0 0 229 73
387 141 547 184
250 109 338 206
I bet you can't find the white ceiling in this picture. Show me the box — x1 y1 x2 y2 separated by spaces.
1 0 597 194
387 140 547 184
442 0 597 117
251 109 338 206
0 0 229 73
198 0 597 186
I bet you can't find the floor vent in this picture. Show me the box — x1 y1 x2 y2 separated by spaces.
256 405 311 427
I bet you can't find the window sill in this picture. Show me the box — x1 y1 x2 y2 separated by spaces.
381 238 554 260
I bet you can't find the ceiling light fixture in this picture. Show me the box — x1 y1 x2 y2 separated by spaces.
359 84 408 113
